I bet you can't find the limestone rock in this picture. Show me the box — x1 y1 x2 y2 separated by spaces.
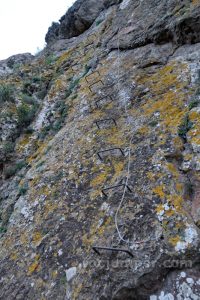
0 0 200 299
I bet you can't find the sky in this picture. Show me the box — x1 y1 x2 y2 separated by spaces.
0 0 76 60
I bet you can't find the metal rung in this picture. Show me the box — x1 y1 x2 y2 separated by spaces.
102 183 132 197
95 95 113 108
97 148 125 160
93 84 115 97
100 82 115 91
84 41 94 48
88 80 104 93
94 118 117 129
89 96 113 112
92 246 134 258
85 71 101 83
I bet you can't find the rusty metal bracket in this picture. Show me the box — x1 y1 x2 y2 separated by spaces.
102 183 132 197
88 80 104 93
95 95 113 108
85 71 101 83
92 246 134 258
100 82 115 91
94 118 117 129
97 148 125 160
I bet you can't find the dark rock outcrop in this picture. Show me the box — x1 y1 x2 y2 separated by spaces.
0 53 33 77
45 0 122 44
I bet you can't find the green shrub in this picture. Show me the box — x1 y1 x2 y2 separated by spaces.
188 99 199 110
18 183 28 196
83 64 91 76
45 54 56 65
21 94 37 105
32 76 41 83
24 127 34 134
22 81 32 95
36 88 47 100
38 125 51 140
15 160 27 170
65 66 90 98
4 160 27 179
178 114 193 140
17 102 38 127
0 84 14 103
53 101 68 132
96 19 103 26
0 227 7 234
53 120 63 132
149 120 158 127
3 141 15 155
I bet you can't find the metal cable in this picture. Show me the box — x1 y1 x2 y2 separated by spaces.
114 29 154 246
114 28 132 245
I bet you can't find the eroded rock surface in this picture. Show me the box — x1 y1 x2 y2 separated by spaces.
0 0 200 299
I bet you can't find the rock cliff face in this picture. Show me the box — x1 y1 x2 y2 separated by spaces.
0 0 200 299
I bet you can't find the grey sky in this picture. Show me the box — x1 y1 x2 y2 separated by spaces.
0 0 75 60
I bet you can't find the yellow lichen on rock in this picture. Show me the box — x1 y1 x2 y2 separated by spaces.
28 255 41 275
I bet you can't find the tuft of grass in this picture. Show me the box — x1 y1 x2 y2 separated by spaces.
45 54 56 65
149 120 158 127
96 19 104 26
178 114 193 140
18 183 29 196
0 227 7 234
83 64 91 76
65 65 90 98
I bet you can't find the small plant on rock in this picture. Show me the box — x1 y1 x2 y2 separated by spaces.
178 114 193 140
0 84 14 103
17 102 39 128
18 183 29 196
188 99 199 110
2 141 15 156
